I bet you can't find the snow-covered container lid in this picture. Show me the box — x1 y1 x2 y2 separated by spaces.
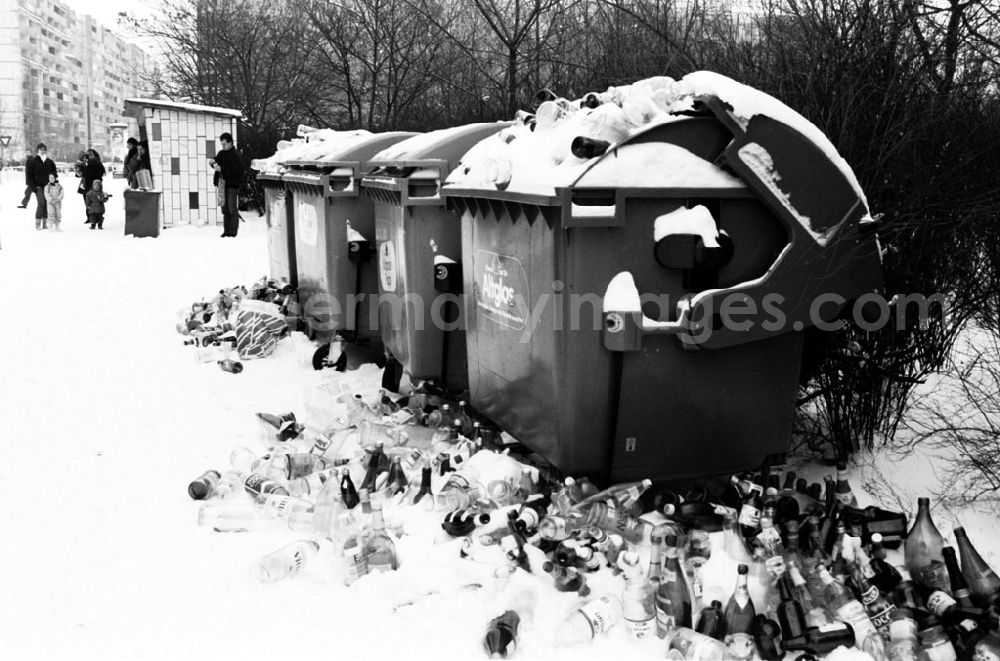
250 130 374 174
445 71 872 248
362 123 512 206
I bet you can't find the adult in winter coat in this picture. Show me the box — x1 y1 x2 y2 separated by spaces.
18 150 36 209
79 149 106 223
26 143 57 229
211 132 245 238
123 138 138 188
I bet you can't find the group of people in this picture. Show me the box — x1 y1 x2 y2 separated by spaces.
15 130 245 236
18 143 111 230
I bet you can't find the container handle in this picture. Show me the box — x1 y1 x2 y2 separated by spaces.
602 309 688 352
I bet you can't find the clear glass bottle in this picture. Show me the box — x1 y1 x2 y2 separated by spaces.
619 551 656 640
887 608 922 661
818 564 878 644
666 627 735 660
918 620 958 661
553 594 623 646
188 470 220 500
363 500 397 574
252 540 320 583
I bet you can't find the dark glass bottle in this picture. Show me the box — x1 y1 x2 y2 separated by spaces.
339 467 360 509
943 546 978 609
360 441 387 492
776 571 808 641
834 462 857 507
695 599 725 640
721 475 744 511
954 527 1000 604
723 564 757 658
905 497 945 586
753 614 784 661
783 624 856 655
655 533 692 637
869 532 904 594
570 136 610 159
411 463 432 505
483 610 521 658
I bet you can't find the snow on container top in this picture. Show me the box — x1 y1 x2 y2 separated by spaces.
362 123 512 206
250 129 374 174
445 72 871 243
280 132 421 198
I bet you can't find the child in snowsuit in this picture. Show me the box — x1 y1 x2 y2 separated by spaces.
85 179 111 230
44 173 64 232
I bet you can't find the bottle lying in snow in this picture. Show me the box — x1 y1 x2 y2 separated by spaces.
252 540 320 583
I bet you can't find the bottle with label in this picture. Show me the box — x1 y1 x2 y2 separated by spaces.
905 497 945 583
738 484 763 542
954 526 1000 603
851 556 897 633
188 470 221 500
788 562 833 627
252 540 320 583
818 564 878 643
684 530 712 610
341 521 368 586
554 594 623 646
919 619 958 661
834 462 858 507
723 564 757 660
243 473 289 503
887 608 922 661
666 627 736 660
619 551 656 639
655 533 692 637
648 534 664 582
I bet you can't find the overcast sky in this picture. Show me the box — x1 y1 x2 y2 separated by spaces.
59 0 158 48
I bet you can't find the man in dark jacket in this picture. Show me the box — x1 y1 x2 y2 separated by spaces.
123 138 138 188
212 132 245 238
17 150 36 209
26 143 57 229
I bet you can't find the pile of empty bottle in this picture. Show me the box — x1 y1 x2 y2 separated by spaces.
187 382 1000 660
174 276 297 372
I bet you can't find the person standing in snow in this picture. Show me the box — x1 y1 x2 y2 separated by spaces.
85 179 111 230
26 143 57 229
44 172 64 232
17 150 36 209
79 149 106 223
212 132 245 238
123 138 139 189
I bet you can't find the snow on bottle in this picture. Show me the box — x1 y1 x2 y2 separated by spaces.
619 551 656 640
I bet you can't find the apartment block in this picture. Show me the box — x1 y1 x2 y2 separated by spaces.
0 0 153 164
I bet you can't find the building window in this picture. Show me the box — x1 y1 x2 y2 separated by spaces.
171 157 180 175
205 140 216 156
189 192 199 209
151 123 162 141
43 103 50 111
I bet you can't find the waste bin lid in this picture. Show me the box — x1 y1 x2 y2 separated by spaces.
251 130 373 174
367 123 511 175
285 132 421 175
444 71 868 225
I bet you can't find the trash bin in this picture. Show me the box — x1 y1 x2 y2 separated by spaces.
258 172 297 288
362 123 511 391
124 189 161 238
443 94 883 483
284 132 419 344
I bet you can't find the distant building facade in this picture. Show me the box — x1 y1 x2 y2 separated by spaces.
0 0 154 164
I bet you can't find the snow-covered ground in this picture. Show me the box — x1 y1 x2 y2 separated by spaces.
1 171 998 661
